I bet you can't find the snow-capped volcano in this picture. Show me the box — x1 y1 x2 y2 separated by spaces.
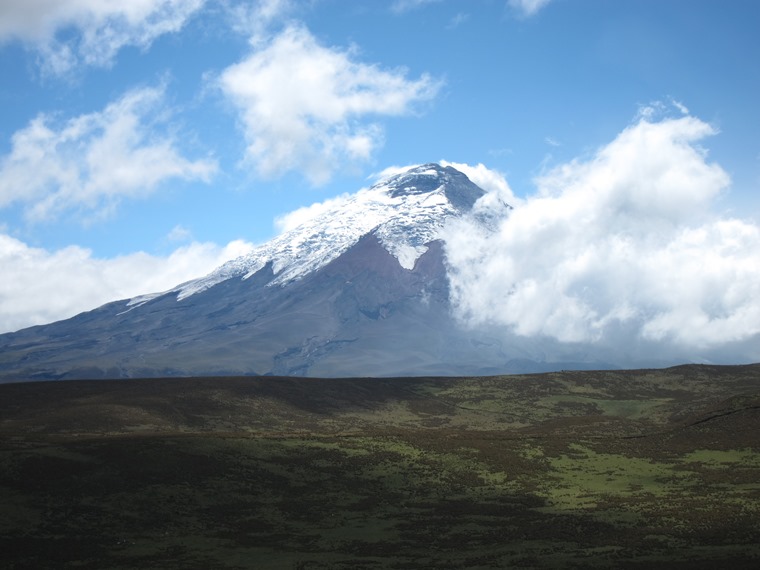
133 163 485 305
0 162 612 382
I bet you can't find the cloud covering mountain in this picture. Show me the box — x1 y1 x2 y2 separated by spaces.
443 111 760 362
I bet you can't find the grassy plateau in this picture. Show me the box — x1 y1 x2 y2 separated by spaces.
1 364 759 568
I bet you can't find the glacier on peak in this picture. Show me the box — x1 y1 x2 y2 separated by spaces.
129 163 488 306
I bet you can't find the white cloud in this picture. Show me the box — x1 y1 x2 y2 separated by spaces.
0 0 206 74
0 85 217 221
0 233 254 334
441 161 521 207
444 113 760 356
218 24 441 185
227 0 294 45
671 99 690 115
167 224 193 242
508 0 552 18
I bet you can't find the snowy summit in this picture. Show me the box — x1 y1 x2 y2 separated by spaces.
132 163 487 305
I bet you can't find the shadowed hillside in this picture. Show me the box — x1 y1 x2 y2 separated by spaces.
2 364 759 568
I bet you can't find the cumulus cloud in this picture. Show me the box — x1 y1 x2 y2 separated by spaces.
0 233 254 334
218 24 441 185
0 85 217 221
508 0 552 18
444 113 760 357
0 0 206 74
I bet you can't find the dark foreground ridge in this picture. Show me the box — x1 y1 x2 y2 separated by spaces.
2 364 760 568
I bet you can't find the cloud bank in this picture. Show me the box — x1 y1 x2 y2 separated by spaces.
219 25 441 185
444 114 760 360
0 234 254 334
0 85 216 221
0 0 206 74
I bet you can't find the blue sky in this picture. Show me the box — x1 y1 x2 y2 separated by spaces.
1 0 759 342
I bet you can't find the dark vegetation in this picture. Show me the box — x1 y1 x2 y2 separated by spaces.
1 364 759 568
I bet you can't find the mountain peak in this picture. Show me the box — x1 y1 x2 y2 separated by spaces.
130 163 488 305
380 163 485 211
